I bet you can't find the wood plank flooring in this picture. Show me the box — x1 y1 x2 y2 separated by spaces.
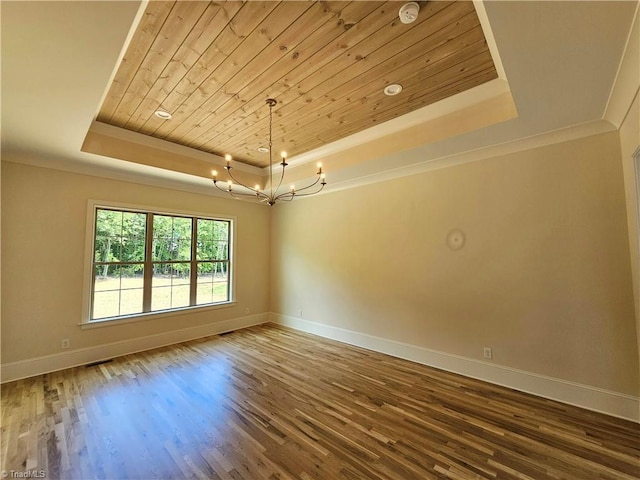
1 324 638 479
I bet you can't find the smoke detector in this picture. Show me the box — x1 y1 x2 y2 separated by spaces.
399 2 420 24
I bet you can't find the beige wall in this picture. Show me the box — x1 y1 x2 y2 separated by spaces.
620 92 640 372
3 129 639 399
271 131 639 396
1 161 270 364
614 6 640 377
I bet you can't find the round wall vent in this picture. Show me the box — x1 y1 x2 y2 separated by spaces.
446 229 466 251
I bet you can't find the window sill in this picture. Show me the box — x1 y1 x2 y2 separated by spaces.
79 302 236 330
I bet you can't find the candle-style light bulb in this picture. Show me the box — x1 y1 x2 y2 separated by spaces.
225 154 232 168
255 184 261 191
281 151 287 159
290 185 295 193
227 180 232 191
317 162 323 174
212 170 217 179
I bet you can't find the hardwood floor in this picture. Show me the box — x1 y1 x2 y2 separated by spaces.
1 324 638 480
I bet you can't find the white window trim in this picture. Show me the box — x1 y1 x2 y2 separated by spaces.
81 199 237 326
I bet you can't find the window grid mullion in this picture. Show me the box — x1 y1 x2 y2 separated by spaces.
142 213 154 313
90 211 100 320
190 218 198 306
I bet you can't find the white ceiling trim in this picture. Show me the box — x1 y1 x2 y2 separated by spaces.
3 150 231 201
604 3 640 128
278 78 512 172
5 118 614 207
303 119 617 199
88 121 263 175
91 0 146 121
473 0 507 80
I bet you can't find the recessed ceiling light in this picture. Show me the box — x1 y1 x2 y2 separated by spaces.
384 84 403 96
258 146 269 153
154 110 172 120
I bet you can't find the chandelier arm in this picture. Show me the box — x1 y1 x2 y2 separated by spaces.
283 183 326 198
224 167 248 188
214 179 268 200
212 181 230 194
213 183 245 201
289 176 321 193
223 168 271 199
234 190 268 199
273 189 293 202
223 188 259 200
272 177 325 203
230 189 271 201
273 163 286 196
273 193 295 202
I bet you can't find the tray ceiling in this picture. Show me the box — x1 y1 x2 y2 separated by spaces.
96 1 498 168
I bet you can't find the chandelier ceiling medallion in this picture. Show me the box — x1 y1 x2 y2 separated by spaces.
212 99 326 206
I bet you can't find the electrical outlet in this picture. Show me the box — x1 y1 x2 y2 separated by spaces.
483 347 493 360
61 338 70 349
245 307 250 314
298 309 303 318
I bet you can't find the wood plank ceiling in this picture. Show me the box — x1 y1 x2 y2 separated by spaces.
97 1 498 168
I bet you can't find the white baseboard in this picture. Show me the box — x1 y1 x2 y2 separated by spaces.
1 313 269 383
271 314 640 423
4 312 637 422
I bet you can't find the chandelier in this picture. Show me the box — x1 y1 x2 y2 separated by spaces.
212 98 326 206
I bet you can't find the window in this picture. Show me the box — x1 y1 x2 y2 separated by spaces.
90 206 231 322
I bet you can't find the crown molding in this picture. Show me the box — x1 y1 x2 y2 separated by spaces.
1 149 234 200
604 2 639 128
310 120 618 198
4 118 616 204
